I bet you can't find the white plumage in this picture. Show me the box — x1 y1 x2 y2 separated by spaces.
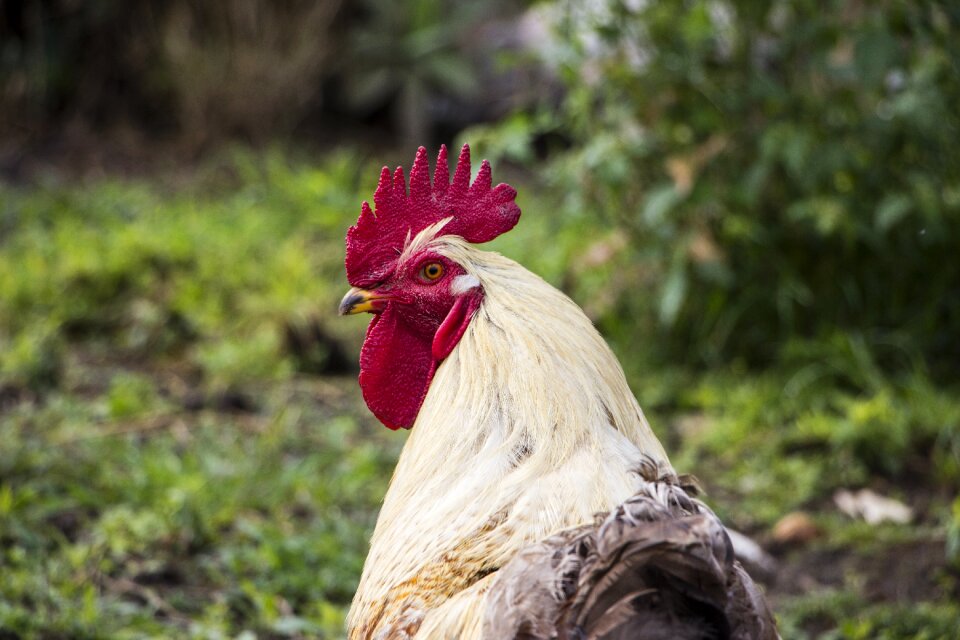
348 232 675 639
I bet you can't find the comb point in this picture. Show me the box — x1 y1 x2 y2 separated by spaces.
346 145 520 287
392 166 407 197
434 145 450 194
375 166 391 194
410 147 431 201
452 144 472 192
472 160 492 192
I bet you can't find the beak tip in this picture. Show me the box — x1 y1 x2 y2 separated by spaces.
340 287 392 316
340 287 389 316
338 293 362 316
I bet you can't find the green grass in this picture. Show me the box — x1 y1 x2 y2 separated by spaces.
0 376 399 638
1 149 958 637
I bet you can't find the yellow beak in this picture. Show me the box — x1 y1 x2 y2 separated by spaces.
338 287 391 315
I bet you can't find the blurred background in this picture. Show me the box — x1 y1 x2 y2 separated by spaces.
1 0 959 637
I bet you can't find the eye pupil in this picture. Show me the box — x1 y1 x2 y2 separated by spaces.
423 262 443 280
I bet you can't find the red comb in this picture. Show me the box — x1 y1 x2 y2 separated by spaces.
346 144 521 287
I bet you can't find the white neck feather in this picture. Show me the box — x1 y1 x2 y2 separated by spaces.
348 238 671 637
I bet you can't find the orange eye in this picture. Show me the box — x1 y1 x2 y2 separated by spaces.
422 262 444 281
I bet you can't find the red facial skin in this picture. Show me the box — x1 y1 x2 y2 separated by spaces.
345 146 518 429
357 250 482 430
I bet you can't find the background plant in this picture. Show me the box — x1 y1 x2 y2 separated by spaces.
474 0 960 377
1 1 958 637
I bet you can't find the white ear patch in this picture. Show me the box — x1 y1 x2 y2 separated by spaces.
451 274 481 295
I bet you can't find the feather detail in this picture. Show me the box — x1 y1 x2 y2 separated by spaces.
346 232 777 639
348 237 674 638
483 466 780 640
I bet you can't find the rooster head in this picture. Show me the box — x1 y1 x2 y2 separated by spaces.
339 145 521 430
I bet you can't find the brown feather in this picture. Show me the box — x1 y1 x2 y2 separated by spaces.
483 464 779 640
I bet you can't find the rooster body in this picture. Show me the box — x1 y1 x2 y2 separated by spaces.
340 146 776 639
348 239 669 638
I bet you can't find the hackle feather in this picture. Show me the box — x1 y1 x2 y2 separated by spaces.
345 149 776 640
348 234 673 639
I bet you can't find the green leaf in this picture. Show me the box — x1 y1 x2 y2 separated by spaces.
875 193 913 232
642 184 683 228
659 256 688 326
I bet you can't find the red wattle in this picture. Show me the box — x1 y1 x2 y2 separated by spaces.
359 294 481 430
358 307 434 430
433 293 482 361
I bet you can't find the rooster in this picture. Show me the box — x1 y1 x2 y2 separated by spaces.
339 145 778 639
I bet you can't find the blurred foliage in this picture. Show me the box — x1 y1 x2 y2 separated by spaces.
0 0 341 144
159 0 343 145
0 149 364 391
0 154 402 635
948 497 960 568
0 379 399 637
0 0 529 151
662 366 960 527
777 593 960 640
471 0 960 376
2 1 960 636
344 0 485 148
